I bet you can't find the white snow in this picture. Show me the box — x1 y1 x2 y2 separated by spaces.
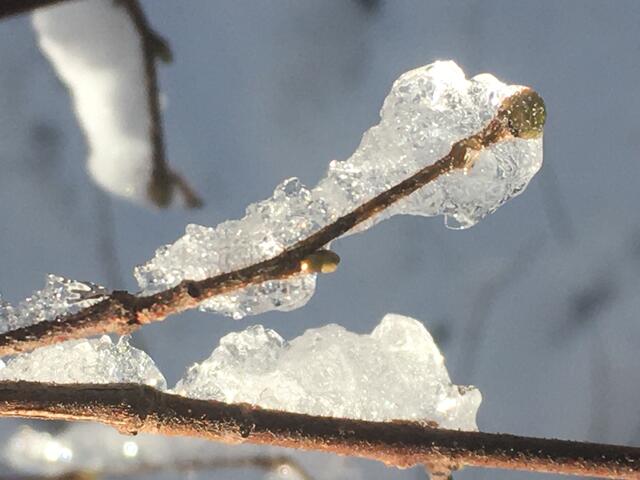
32 0 157 204
174 313 481 430
0 336 165 388
135 61 543 319
0 275 107 334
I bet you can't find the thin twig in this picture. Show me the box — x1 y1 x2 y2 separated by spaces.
0 381 636 479
117 0 203 209
0 90 542 356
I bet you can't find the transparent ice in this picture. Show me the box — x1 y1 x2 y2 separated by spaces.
0 274 108 334
0 336 166 389
174 313 481 430
5 423 360 479
135 61 543 319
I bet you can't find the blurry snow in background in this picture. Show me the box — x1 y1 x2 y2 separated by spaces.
32 0 158 205
0 1 639 479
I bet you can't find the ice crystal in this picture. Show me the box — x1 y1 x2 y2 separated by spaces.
0 336 166 388
0 275 108 334
135 61 543 318
174 313 481 430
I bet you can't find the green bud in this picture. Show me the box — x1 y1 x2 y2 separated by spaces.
498 88 546 139
300 250 341 274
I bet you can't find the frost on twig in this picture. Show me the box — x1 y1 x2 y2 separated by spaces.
135 61 544 318
0 60 545 354
31 0 202 208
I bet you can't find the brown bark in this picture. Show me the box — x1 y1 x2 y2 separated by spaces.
0 381 637 479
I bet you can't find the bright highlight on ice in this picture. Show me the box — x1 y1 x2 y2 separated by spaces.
135 60 544 319
0 336 166 389
174 313 481 430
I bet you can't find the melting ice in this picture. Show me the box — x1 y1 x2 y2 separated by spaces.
0 336 166 389
0 275 108 334
174 313 481 430
135 61 543 319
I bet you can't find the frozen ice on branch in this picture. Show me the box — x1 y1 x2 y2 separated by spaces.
0 275 107 334
135 60 545 318
0 336 166 388
174 313 481 431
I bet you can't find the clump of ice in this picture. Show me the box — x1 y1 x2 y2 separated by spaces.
135 61 543 319
174 313 481 430
0 275 108 334
0 336 166 389
136 178 327 319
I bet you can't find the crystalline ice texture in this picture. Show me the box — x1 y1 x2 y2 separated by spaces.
0 295 18 334
135 61 543 318
174 314 481 430
135 178 328 319
0 336 166 389
0 275 108 334
316 61 541 231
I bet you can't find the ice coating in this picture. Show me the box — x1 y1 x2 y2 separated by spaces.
174 314 481 430
0 336 166 389
135 178 326 319
0 275 108 334
135 61 543 318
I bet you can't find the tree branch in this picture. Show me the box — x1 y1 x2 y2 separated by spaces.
0 0 66 19
0 381 636 479
0 89 543 356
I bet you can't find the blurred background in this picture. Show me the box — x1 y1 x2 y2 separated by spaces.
0 1 639 478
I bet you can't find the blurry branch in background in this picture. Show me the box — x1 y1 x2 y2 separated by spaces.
537 161 575 245
0 0 65 19
2 454 314 480
117 0 203 209
0 92 540 356
457 237 544 379
5 0 202 208
0 382 638 479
